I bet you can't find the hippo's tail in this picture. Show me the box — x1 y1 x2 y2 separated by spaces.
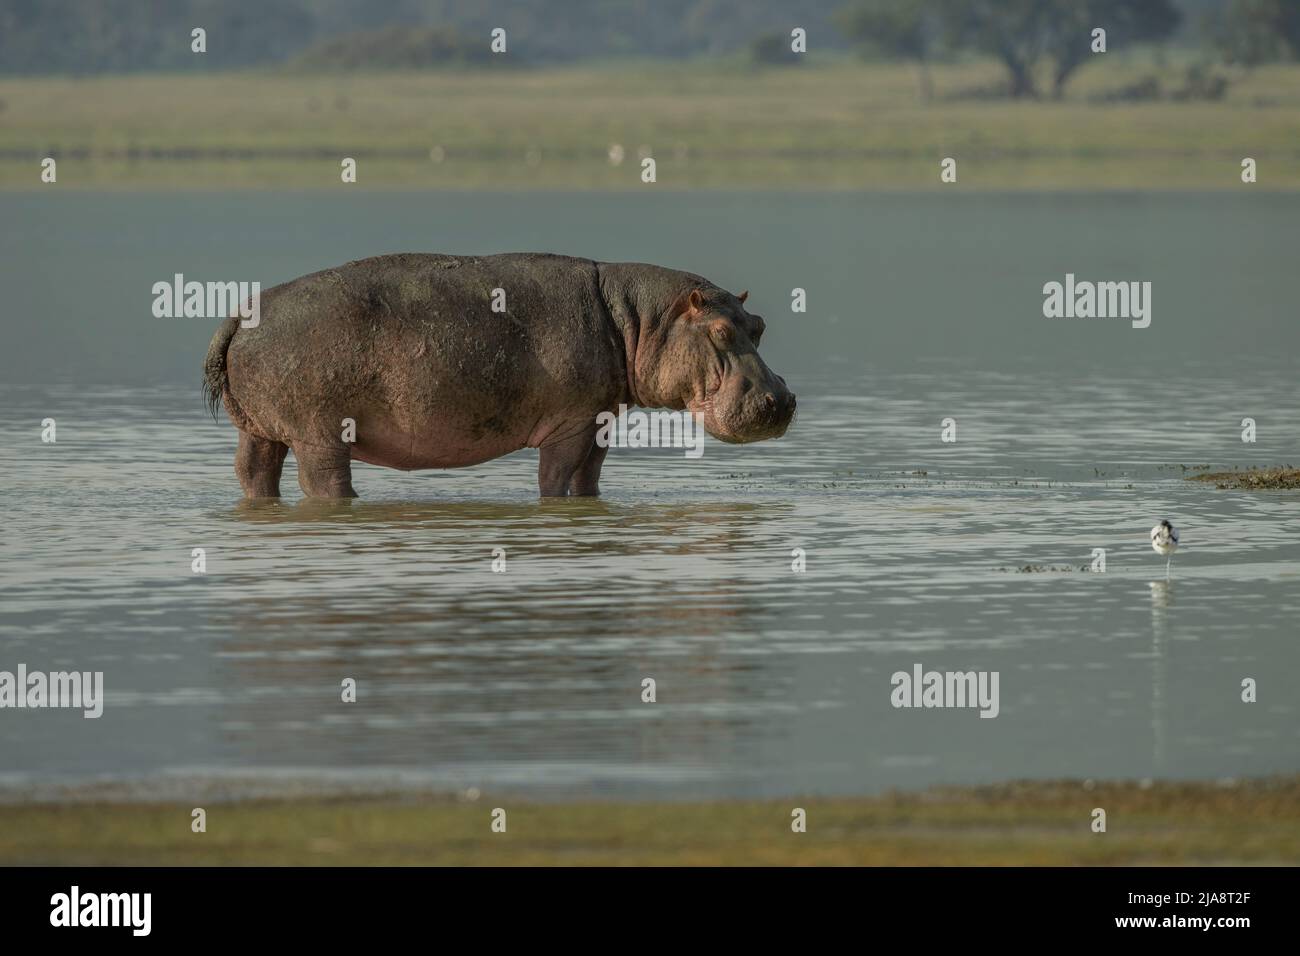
202 316 241 422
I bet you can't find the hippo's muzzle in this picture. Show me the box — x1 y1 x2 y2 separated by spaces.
699 365 796 444
759 385 797 437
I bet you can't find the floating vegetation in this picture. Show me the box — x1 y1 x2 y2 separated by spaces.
1189 467 1300 490
995 564 1089 573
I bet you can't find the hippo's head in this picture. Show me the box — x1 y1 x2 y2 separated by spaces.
641 287 796 443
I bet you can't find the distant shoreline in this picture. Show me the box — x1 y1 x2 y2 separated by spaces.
3 61 1299 190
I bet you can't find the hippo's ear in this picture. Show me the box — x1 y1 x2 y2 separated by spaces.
737 290 748 304
687 289 705 314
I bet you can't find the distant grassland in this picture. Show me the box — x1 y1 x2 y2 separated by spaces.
2 58 1299 190
3 777 1298 865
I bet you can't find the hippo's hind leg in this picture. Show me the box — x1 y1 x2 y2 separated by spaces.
235 431 289 498
292 441 358 498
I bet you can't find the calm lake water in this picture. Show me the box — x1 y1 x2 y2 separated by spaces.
1 191 1297 801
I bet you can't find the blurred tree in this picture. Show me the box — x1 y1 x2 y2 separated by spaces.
1209 0 1300 65
289 25 495 70
836 0 946 100
750 32 803 66
190 0 315 68
943 0 1181 98
0 0 851 74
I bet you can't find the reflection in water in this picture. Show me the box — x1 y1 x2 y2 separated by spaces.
220 495 790 776
1148 580 1172 775
2 370 1299 800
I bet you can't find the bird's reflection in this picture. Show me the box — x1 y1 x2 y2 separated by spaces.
1148 580 1173 774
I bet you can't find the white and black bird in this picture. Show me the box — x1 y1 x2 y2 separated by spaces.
1151 519 1179 579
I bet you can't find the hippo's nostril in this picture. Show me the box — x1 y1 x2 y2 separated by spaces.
763 393 777 411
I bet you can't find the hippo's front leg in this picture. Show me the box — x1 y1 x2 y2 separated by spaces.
568 442 607 497
537 427 600 498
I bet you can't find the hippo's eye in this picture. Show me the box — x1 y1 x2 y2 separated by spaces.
708 321 733 347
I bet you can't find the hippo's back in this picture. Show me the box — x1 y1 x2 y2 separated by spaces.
255 252 603 340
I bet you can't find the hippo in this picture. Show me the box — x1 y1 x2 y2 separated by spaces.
203 253 796 498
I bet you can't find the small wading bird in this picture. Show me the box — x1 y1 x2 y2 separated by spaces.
1151 519 1179 579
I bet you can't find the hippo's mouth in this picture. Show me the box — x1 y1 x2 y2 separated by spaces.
689 396 791 444
687 397 732 443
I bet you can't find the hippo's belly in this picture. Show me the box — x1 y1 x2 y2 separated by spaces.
348 411 536 471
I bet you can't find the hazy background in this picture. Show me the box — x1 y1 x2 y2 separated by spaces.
2 0 1299 191
0 0 1269 73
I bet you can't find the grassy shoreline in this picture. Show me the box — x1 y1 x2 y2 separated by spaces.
3 60 1300 190
4 777 1297 865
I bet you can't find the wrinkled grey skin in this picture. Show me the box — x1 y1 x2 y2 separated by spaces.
204 253 796 498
